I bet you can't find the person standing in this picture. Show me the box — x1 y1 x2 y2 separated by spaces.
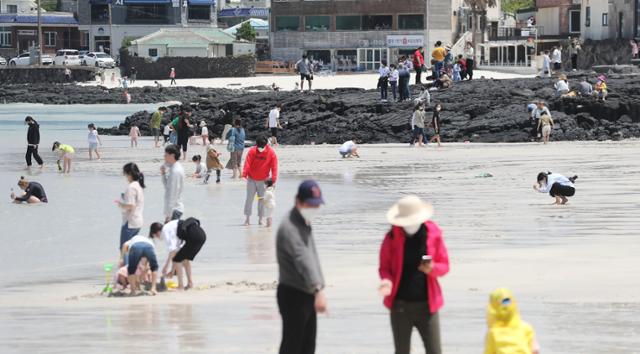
398 64 410 102
631 40 639 59
172 106 193 160
532 101 550 140
569 41 580 71
378 195 450 354
150 106 166 148
551 46 562 71
412 104 426 147
413 47 425 84
266 104 283 146
87 123 102 160
296 54 314 92
24 116 43 168
464 42 474 80
242 135 278 226
276 180 326 354
99 69 106 85
537 112 554 144
389 64 399 102
378 60 390 101
130 66 137 84
431 41 446 80
161 144 185 222
169 68 177 86
541 50 552 78
117 162 145 249
429 104 443 147
225 118 246 179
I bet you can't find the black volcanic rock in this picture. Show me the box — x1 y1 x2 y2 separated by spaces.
1 72 640 144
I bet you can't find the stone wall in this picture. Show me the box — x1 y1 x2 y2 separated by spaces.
0 67 97 84
119 49 256 80
564 39 634 70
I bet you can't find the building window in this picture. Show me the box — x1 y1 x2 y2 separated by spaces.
91 4 109 22
305 16 330 31
362 15 392 30
585 6 591 27
602 13 608 26
336 15 361 30
45 32 56 47
80 31 89 50
126 5 170 24
0 29 11 47
398 14 424 30
148 48 158 57
275 16 300 31
188 5 210 21
6 5 18 13
569 10 581 33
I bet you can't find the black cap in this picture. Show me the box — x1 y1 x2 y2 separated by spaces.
296 180 325 206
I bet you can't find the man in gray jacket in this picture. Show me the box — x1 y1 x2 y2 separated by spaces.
161 144 185 223
276 180 326 354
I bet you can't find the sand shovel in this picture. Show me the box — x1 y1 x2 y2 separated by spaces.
101 263 114 294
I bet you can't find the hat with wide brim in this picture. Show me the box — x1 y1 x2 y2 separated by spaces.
386 195 434 227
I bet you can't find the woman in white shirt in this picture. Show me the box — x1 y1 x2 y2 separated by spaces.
554 75 570 97
117 163 145 249
533 172 578 205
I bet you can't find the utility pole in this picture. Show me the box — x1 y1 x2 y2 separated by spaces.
425 0 430 49
109 1 113 54
37 0 43 65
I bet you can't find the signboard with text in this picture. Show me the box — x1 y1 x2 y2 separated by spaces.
386 35 424 48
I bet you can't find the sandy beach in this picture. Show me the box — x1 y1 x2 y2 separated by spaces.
1 135 639 353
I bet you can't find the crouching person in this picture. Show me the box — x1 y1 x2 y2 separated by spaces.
125 225 161 295
160 218 207 290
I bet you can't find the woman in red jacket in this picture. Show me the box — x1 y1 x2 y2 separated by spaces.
379 195 450 354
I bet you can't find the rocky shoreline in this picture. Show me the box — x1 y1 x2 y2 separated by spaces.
2 72 639 144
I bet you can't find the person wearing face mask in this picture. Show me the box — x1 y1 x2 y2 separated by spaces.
378 195 450 354
276 180 326 354
242 135 278 226
533 171 577 205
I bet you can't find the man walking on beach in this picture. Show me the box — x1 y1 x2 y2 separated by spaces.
276 180 326 354
266 104 282 146
161 144 185 223
296 54 314 92
150 106 167 148
242 136 278 226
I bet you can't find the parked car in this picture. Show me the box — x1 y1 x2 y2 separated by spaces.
9 53 53 66
0 56 6 66
78 50 89 61
82 52 116 68
53 49 81 66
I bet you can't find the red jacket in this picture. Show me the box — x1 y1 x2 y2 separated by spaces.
413 50 425 68
379 221 449 313
242 145 278 183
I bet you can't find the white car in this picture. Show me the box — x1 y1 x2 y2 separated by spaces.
53 49 81 66
0 57 6 66
9 53 53 66
83 52 116 68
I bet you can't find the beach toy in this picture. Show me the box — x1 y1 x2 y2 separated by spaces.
102 263 114 294
56 160 62 171
166 280 178 289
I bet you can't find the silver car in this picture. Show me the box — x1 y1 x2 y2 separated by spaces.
0 57 6 66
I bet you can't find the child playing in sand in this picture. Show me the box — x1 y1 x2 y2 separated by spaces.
129 124 140 147
484 288 540 354
204 140 223 184
261 179 276 227
52 141 74 174
191 155 207 178
533 171 578 205
339 139 360 158
87 123 102 160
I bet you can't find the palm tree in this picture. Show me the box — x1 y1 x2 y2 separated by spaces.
464 0 498 45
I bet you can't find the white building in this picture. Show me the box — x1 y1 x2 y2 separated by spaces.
581 0 609 40
129 27 254 59
1 0 37 14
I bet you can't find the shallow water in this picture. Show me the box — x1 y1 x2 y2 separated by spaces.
1 105 639 353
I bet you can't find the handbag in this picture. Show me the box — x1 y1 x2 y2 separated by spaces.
226 129 236 152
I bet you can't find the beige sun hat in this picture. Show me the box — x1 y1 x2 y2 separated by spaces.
386 195 434 227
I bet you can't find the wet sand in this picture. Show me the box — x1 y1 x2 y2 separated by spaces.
1 139 639 353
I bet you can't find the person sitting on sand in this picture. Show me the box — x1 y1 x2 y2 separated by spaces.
122 224 161 296
191 155 206 179
533 171 578 205
52 141 74 174
11 176 47 204
594 75 608 101
554 74 570 97
160 218 207 290
537 111 554 144
484 288 540 354
433 73 452 90
339 139 360 158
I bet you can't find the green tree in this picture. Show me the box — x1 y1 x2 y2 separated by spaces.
502 0 535 19
235 21 257 42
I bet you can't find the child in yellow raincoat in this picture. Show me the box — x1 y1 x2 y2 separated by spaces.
484 288 540 354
